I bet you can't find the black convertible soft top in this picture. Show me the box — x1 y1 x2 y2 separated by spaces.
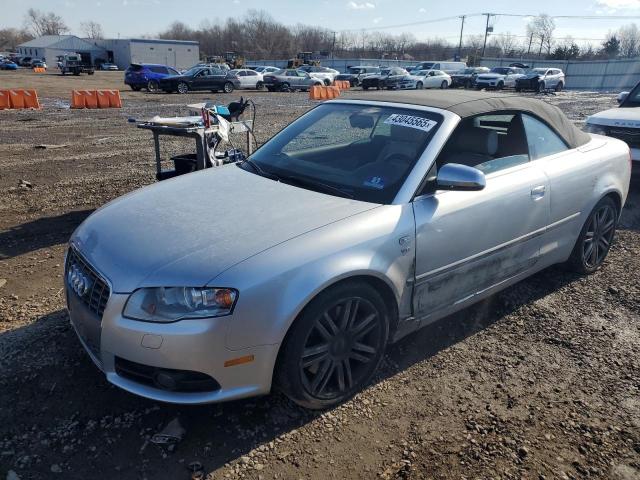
341 90 591 149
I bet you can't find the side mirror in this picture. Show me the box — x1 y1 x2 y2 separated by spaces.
617 91 629 105
436 163 486 191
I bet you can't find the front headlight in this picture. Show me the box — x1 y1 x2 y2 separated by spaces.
123 287 238 322
584 123 608 135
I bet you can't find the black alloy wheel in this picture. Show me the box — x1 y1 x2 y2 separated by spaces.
568 196 617 274
277 281 389 409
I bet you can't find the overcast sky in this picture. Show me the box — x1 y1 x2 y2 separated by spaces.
3 0 640 45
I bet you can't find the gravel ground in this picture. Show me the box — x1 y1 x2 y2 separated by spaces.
0 70 639 480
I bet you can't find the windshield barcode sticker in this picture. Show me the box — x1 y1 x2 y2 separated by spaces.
384 114 437 133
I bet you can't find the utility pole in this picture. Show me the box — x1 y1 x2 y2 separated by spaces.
527 32 534 56
457 15 466 61
481 13 492 58
331 31 336 59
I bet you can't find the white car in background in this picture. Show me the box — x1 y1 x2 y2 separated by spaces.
397 69 451 90
585 83 640 166
252 66 280 74
230 68 264 90
298 65 340 85
475 66 525 90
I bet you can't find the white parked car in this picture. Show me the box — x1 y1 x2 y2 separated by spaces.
585 83 640 166
229 68 264 90
252 66 280 74
412 61 466 75
515 68 565 92
397 69 451 90
100 63 119 71
298 65 340 85
475 66 525 90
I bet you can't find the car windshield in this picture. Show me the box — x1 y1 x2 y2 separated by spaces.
273 69 286 75
531 68 547 74
244 103 443 204
620 82 640 107
490 67 510 75
380 69 391 75
420 63 435 69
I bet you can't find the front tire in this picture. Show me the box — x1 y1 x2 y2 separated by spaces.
567 196 617 274
256 81 264 90
538 81 546 93
277 281 390 410
440 80 448 89
555 82 564 92
323 78 331 86
280 82 290 92
497 81 504 90
177 82 188 94
416 81 423 90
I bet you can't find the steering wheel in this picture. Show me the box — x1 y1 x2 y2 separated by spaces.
382 153 413 167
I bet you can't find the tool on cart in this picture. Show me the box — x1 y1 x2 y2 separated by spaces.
131 98 257 181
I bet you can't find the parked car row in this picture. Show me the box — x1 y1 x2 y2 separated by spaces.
117 60 568 96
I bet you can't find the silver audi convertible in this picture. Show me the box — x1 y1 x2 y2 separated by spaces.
66 91 631 409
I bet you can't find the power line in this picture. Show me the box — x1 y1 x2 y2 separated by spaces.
340 11 640 32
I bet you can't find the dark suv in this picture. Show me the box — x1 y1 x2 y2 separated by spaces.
125 63 181 91
361 67 409 90
335 66 381 87
158 66 240 94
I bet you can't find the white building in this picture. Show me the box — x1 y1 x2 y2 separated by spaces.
17 35 199 69
17 35 107 65
93 38 199 70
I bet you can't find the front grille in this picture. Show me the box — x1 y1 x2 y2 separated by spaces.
115 357 221 393
65 247 110 317
606 127 640 148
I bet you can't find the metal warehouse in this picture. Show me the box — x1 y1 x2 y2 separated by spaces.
16 35 108 65
93 38 199 70
17 35 199 70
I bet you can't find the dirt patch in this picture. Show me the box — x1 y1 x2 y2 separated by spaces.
0 70 639 480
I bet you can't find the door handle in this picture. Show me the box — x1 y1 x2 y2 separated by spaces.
530 185 546 199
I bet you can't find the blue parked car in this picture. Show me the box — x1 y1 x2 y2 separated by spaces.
124 63 181 92
0 60 18 70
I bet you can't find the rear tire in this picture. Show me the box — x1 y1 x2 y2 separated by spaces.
223 81 234 93
362 86 369 90
276 281 390 410
266 86 275 92
256 81 264 90
537 81 545 93
323 78 331 86
555 82 564 92
147 79 159 92
497 81 504 90
567 196 617 274
440 80 448 89
280 82 290 92
416 81 423 90
130 85 141 91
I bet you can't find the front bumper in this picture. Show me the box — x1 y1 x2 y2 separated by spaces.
515 78 540 90
66 286 280 405
475 80 499 88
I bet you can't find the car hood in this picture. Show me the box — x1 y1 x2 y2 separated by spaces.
71 165 378 293
522 73 542 79
588 107 640 127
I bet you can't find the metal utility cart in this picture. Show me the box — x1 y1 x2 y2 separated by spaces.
137 118 254 181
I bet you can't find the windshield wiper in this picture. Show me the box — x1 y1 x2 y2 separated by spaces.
239 159 279 180
276 174 354 199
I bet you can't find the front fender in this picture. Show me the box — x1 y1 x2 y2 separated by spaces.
213 204 416 350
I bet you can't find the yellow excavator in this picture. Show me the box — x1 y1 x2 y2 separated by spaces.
286 52 321 69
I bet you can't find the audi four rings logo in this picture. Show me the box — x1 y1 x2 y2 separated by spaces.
67 264 92 297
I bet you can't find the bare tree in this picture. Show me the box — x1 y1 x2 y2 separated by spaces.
618 23 640 58
0 27 33 50
24 8 68 36
497 32 519 57
80 20 104 39
526 14 555 55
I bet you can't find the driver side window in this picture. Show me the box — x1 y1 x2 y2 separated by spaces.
435 113 530 175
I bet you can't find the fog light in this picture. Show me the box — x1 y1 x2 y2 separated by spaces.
154 371 177 391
